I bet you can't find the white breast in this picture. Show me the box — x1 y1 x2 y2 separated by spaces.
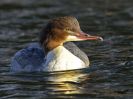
43 46 85 71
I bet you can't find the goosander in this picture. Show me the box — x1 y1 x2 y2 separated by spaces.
11 16 103 72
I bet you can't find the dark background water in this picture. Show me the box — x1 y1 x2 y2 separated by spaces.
0 0 133 99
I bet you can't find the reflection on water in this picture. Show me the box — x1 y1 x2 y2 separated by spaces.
0 69 91 98
45 70 85 95
0 0 133 98
1 65 132 99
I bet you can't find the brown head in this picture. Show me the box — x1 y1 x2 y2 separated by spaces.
40 16 103 52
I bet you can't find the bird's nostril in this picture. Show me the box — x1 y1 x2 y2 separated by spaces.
85 34 88 36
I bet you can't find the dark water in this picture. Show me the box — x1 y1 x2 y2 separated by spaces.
0 0 133 98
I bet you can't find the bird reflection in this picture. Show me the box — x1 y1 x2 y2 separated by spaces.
10 69 91 97
46 69 90 95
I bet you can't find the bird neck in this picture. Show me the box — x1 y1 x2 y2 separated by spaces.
48 45 64 58
44 39 63 53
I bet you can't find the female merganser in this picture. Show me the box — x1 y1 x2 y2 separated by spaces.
11 16 103 72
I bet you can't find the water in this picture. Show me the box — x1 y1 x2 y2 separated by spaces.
0 0 133 98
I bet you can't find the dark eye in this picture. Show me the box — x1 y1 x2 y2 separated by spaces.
65 28 71 31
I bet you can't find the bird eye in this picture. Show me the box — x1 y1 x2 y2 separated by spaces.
65 28 70 31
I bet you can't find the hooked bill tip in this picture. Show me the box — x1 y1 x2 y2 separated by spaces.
98 37 104 41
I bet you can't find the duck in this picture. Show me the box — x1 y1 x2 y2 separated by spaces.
11 16 103 72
